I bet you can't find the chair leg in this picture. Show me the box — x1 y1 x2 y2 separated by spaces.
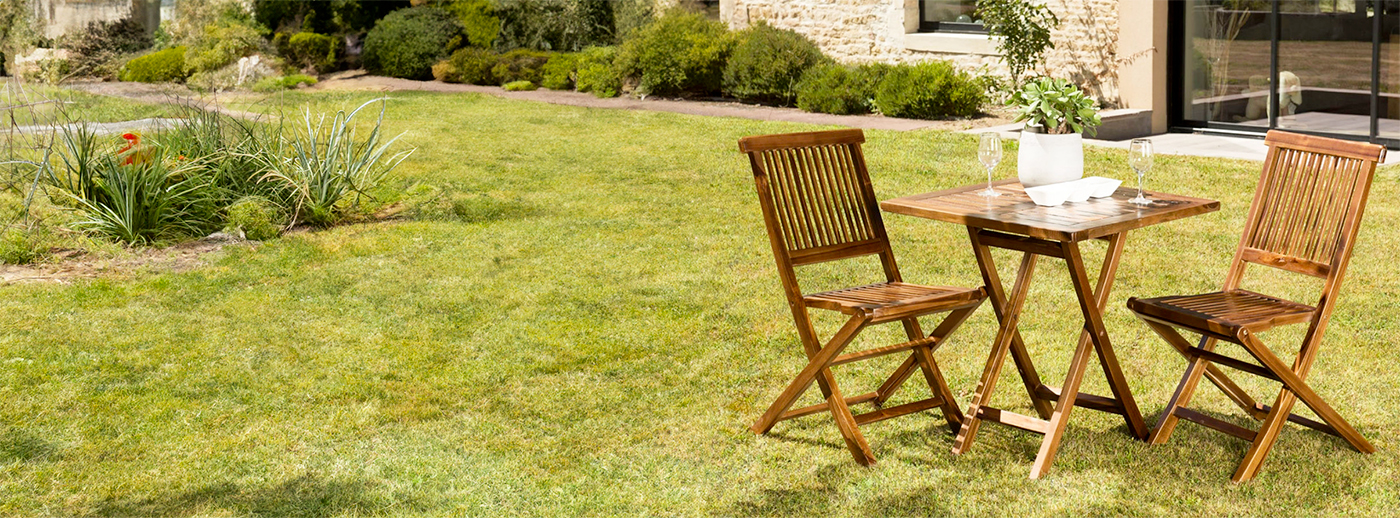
751 315 868 435
819 366 878 465
1143 320 1217 444
913 343 964 432
1236 331 1374 454
876 305 980 406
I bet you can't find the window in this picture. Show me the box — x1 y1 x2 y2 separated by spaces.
918 0 987 33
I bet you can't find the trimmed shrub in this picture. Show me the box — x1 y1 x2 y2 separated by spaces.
252 73 317 92
286 31 338 72
503 80 537 91
722 21 827 105
120 47 189 83
795 63 889 115
435 47 496 85
540 52 578 90
873 61 985 119
441 0 500 48
223 196 284 240
363 7 465 80
616 10 731 96
575 46 620 98
490 48 550 85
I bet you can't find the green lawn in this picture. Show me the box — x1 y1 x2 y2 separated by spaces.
3 90 1400 516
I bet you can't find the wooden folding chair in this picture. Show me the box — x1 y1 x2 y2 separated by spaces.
1127 130 1385 482
739 129 986 465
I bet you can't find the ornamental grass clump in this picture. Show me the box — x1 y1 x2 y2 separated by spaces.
258 99 413 227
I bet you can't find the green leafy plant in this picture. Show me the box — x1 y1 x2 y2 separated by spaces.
181 9 268 76
119 47 189 82
490 0 614 52
285 32 338 72
363 6 465 80
223 195 284 240
574 45 620 97
252 74 318 92
490 48 550 84
794 63 889 115
539 52 578 90
440 0 501 48
615 9 732 96
977 0 1058 85
258 99 414 226
872 61 985 120
1010 76 1100 135
722 21 827 105
434 47 497 84
503 80 537 91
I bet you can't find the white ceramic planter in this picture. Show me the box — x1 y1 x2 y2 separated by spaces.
1017 129 1084 187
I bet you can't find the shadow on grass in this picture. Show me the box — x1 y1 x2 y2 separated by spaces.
87 474 420 518
0 426 59 463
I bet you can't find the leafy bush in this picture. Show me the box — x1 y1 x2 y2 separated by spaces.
574 46 620 98
503 80 536 91
977 0 1058 85
183 20 268 75
223 196 284 240
254 0 409 35
0 226 42 265
258 99 413 226
873 61 985 119
434 47 497 84
285 32 338 72
440 0 500 48
61 17 152 79
120 47 189 83
540 52 578 89
616 10 731 96
722 21 826 105
490 48 550 84
795 63 889 115
363 7 465 80
492 0 613 52
252 74 317 92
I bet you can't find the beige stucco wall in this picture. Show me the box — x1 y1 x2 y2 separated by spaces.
31 0 161 39
722 0 1152 111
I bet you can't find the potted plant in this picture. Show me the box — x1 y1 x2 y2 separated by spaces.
1011 77 1101 186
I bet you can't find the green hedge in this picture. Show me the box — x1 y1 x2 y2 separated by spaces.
574 46 620 98
873 61 985 119
616 10 731 96
540 52 578 90
286 32 337 72
795 63 889 115
434 47 497 85
363 7 464 80
722 21 826 105
491 48 550 85
120 46 189 83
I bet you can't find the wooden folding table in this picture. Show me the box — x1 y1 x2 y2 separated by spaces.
881 180 1219 479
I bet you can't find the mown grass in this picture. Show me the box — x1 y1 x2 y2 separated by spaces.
2 90 1400 516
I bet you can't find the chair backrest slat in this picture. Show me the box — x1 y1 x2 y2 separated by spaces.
741 129 887 267
1234 131 1384 283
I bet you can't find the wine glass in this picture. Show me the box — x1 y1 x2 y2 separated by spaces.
1128 138 1153 206
977 132 1002 197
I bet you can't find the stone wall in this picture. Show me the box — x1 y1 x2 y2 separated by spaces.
31 0 160 39
722 0 1124 106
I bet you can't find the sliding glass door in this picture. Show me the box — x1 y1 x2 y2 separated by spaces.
1171 0 1400 147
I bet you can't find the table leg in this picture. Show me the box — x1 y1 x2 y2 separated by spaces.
952 252 1037 454
967 227 1055 419
1025 238 1147 478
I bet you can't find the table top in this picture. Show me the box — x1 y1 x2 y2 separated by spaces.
880 180 1221 242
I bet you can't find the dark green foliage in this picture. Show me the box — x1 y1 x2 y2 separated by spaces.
120 47 189 83
61 17 153 79
254 0 410 35
435 47 498 84
540 52 578 90
286 32 338 72
610 0 654 41
722 21 826 105
491 0 614 52
873 61 985 119
616 10 732 96
363 7 465 80
490 48 549 84
977 0 1058 84
795 63 888 115
440 0 501 48
574 45 619 97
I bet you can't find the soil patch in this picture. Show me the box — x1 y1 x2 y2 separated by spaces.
0 236 254 285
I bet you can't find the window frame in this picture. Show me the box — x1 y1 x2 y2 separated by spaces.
917 1 989 34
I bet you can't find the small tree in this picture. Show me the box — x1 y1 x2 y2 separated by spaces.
977 0 1058 86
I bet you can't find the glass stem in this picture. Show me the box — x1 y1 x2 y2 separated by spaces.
1137 172 1144 198
986 166 994 191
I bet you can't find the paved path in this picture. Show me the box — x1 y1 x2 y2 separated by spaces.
7 117 184 135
